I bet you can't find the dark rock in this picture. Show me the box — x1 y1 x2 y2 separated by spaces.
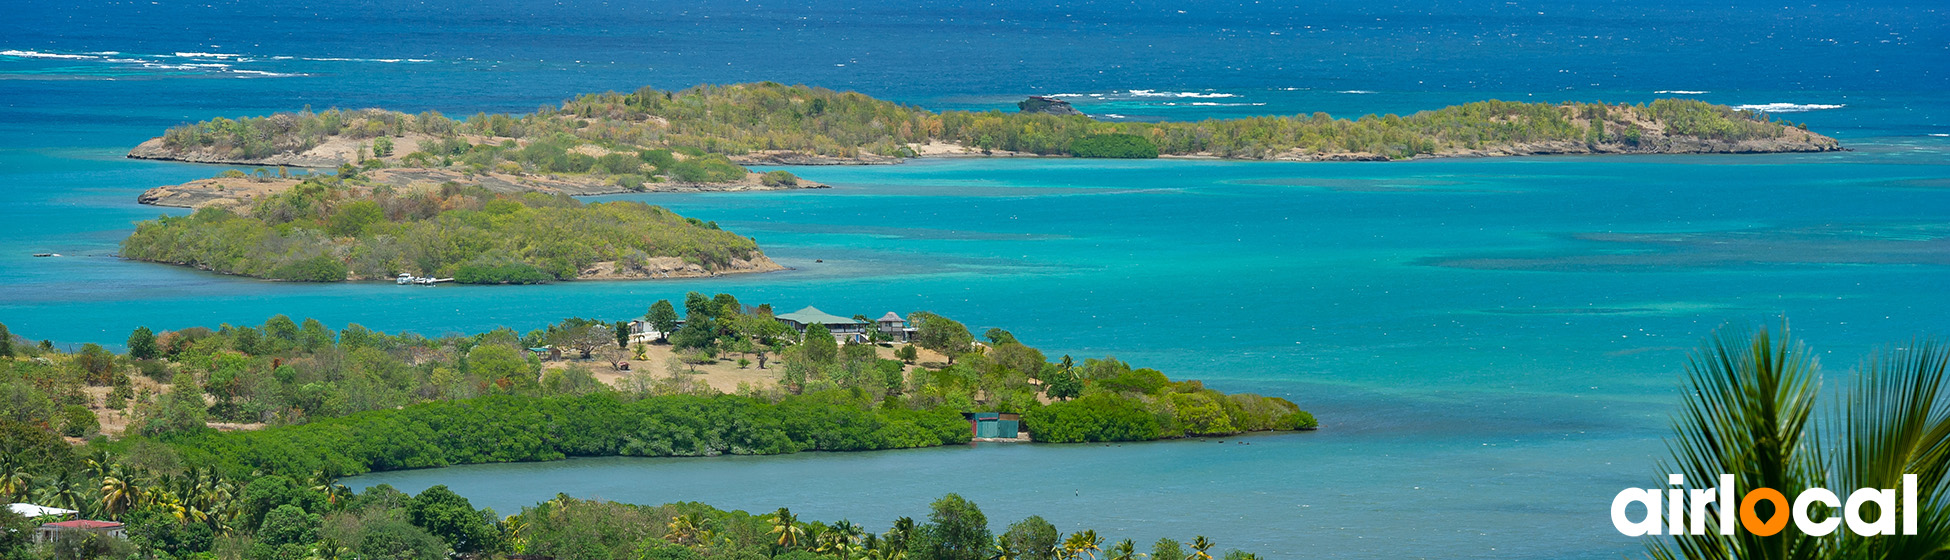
1018 96 1084 116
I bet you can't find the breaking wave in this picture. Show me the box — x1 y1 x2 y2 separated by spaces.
1732 102 1845 113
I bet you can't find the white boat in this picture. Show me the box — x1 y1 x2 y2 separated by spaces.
396 274 453 286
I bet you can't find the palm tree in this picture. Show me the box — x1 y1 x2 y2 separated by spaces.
769 507 804 550
1075 530 1103 560
667 514 705 545
829 520 863 560
1189 536 1215 560
98 465 139 520
0 456 32 500
1107 540 1137 560
992 537 1019 560
503 514 529 554
884 516 916 553
1829 338 1950 560
1651 329 1950 560
309 537 352 560
1061 532 1089 560
35 474 87 514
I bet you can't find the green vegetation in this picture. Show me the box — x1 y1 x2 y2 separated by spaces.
0 295 1311 473
0 304 1303 560
1067 133 1159 158
155 83 1824 166
1649 328 1950 560
120 178 764 283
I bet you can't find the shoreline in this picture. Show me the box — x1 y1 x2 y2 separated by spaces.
119 253 787 283
135 166 827 211
124 125 1845 172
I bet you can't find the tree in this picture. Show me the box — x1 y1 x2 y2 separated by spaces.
299 318 335 352
59 405 97 438
884 516 916 554
613 321 630 349
0 322 10 358
683 292 714 321
1649 329 1950 560
258 504 320 547
127 327 159 360
645 300 679 342
1107 540 1137 560
1002 516 1060 560
1189 536 1214 560
1069 530 1103 560
467 344 530 387
670 319 719 355
74 343 116 385
896 345 919 364
545 318 612 360
984 328 1017 346
1043 369 1082 401
142 372 208 436
770 507 804 550
802 324 838 365
912 313 974 364
711 293 741 317
914 494 990 560
407 485 499 553
1151 538 1186 560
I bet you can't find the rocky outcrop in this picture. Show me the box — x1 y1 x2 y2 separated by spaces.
1018 96 1084 116
728 150 904 166
578 255 786 280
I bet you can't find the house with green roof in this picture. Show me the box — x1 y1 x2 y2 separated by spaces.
774 306 869 340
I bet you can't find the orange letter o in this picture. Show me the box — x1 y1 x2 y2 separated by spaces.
1741 488 1790 536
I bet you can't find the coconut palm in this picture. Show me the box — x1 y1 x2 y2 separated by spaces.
1828 338 1950 559
1073 530 1103 560
0 456 32 500
1106 540 1137 560
35 474 87 514
309 537 352 560
1651 329 1950 560
667 513 706 545
992 537 1019 560
884 516 917 553
98 465 139 519
1189 536 1215 560
1060 532 1088 560
503 514 529 554
828 520 864 560
770 507 804 549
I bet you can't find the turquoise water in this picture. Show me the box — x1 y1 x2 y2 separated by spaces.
4 1 1949 558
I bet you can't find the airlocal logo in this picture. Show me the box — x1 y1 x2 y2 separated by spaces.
1613 474 1919 537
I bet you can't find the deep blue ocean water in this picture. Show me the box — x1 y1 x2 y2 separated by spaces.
3 1 1947 558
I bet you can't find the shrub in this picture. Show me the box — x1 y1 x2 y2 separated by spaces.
1068 133 1159 158
60 405 98 438
272 255 349 282
759 170 798 187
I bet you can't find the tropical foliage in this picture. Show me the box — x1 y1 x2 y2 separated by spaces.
1651 327 1950 560
155 83 1820 166
120 178 764 283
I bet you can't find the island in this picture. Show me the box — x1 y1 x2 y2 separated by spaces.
115 84 1840 284
0 301 1294 559
128 82 1841 173
120 173 782 283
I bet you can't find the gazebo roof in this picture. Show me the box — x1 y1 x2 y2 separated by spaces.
878 312 904 323
775 306 862 326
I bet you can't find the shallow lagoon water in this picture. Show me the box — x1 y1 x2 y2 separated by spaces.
3 0 1949 558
